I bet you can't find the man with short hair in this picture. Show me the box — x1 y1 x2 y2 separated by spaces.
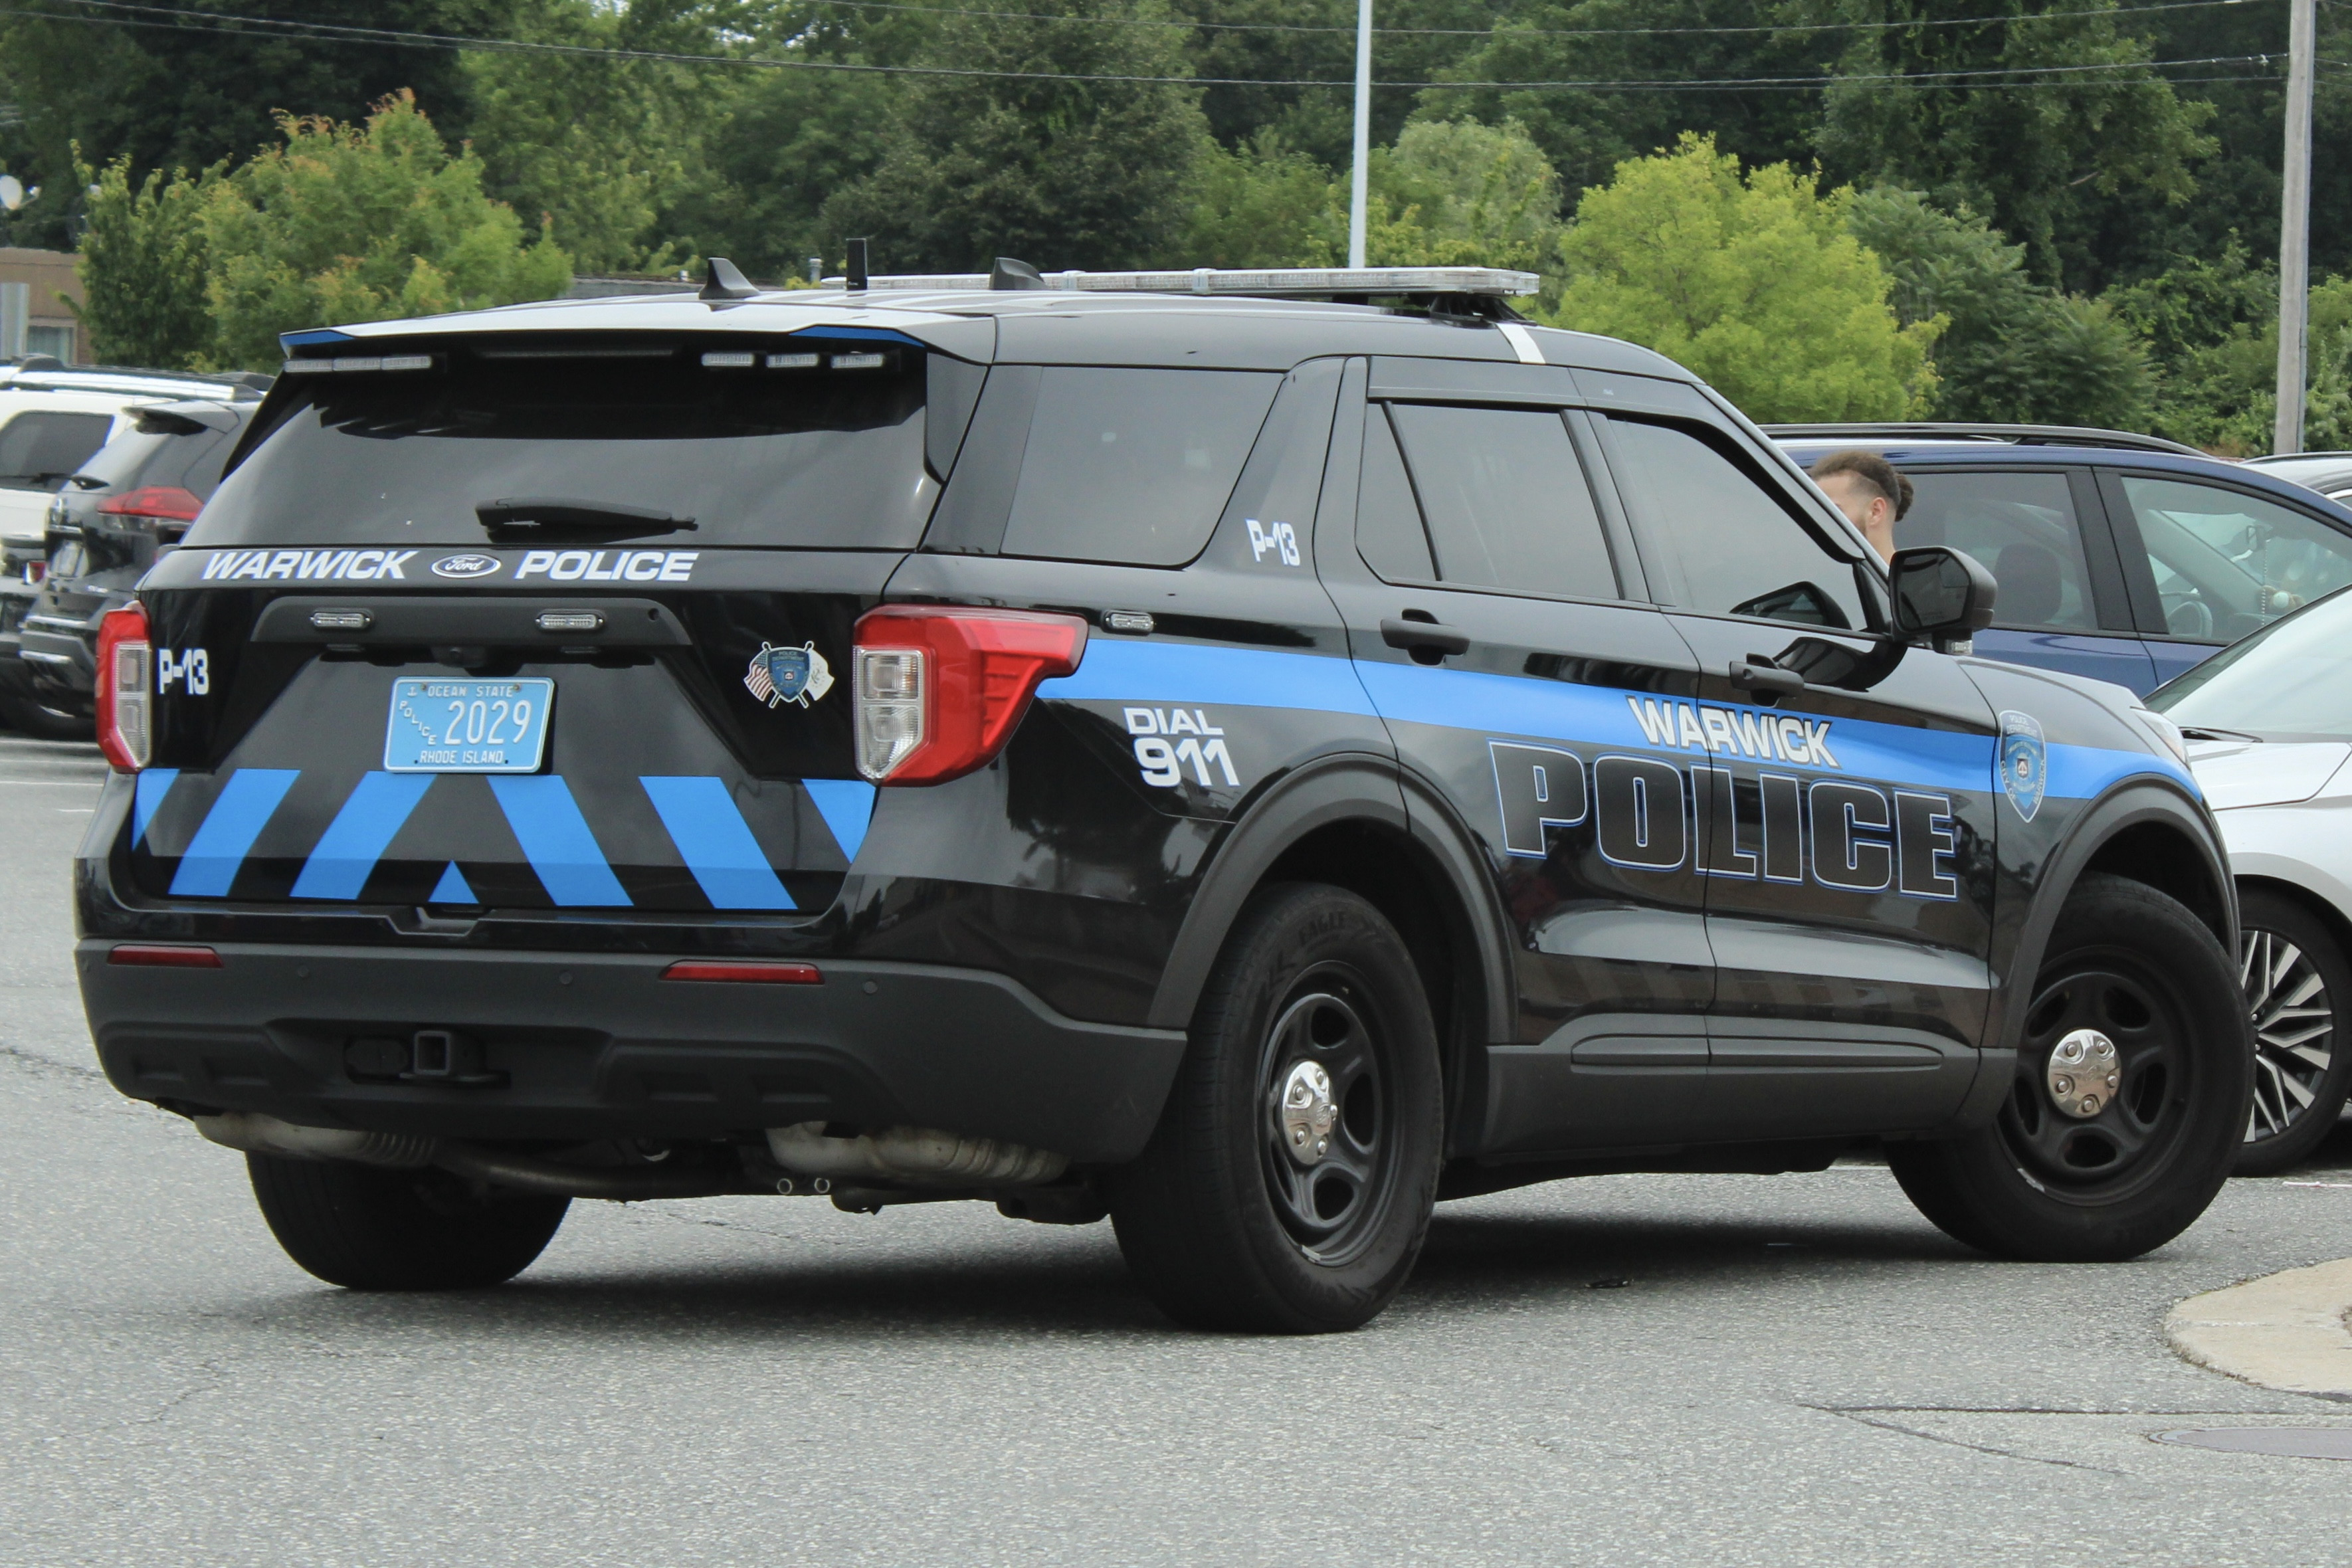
1809 449 1913 564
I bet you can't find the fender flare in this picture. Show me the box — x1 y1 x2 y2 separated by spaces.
1951 777 2236 1129
1145 752 1516 1054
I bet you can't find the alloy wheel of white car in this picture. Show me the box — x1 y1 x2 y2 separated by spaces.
2241 925 2335 1141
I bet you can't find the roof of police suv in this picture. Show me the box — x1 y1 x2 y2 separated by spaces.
296 287 1694 380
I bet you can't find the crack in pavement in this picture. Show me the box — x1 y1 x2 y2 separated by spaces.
1806 1405 2131 1476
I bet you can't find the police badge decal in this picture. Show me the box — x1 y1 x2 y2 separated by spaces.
744 640 835 710
1998 709 2046 822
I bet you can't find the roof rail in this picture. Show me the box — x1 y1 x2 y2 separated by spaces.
1761 421 2205 458
813 264 1543 300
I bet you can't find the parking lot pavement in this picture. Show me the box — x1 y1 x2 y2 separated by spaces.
3 746 2349 1567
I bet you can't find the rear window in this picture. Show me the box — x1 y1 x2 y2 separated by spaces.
191 337 935 549
80 423 235 498
999 367 1278 565
0 410 115 492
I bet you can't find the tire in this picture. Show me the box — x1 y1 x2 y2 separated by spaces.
0 692 92 740
1107 883 1444 1333
247 1153 570 1290
1889 872 2252 1262
2232 888 2352 1176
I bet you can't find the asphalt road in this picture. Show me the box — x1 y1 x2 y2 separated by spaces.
2 733 2349 1567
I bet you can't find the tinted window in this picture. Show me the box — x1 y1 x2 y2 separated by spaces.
2117 475 2352 642
1382 403 1617 599
81 425 233 498
1902 470 2097 631
1356 407 1433 581
193 340 933 549
1000 367 1278 565
0 411 114 491
1608 417 1866 629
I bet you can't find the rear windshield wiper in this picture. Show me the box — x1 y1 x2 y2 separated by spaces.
474 498 697 542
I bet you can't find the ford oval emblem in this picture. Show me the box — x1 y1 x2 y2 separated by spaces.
431 553 502 580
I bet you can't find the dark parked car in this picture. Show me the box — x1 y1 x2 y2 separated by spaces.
1770 423 2352 696
17 399 256 736
79 267 2250 1331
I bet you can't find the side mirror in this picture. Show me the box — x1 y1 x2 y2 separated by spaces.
1889 545 1997 653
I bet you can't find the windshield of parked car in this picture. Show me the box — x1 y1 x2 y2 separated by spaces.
2147 585 2352 739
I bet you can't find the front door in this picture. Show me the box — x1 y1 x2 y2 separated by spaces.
1591 410 2000 1139
1314 357 1715 1155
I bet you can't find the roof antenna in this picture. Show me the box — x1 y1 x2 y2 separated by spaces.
991 256 1047 291
700 256 759 302
846 239 870 293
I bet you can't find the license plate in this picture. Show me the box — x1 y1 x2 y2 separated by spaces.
384 677 554 773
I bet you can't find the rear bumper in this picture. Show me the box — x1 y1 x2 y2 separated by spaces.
18 619 94 698
80 941 1187 1163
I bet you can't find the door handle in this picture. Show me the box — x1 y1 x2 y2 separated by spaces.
1380 618 1471 656
1727 657 1805 696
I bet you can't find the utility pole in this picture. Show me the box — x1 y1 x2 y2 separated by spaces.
2275 0 2316 454
1348 0 1371 269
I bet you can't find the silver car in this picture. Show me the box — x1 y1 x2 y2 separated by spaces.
2149 585 2352 1171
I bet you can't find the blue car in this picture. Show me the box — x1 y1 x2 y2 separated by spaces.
1770 423 2352 696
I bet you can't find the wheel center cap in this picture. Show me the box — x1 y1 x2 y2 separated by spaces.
2046 1029 2121 1119
1280 1060 1338 1165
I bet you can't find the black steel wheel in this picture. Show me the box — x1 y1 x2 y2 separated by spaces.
2232 889 2352 1175
1890 873 2251 1261
1108 883 1442 1333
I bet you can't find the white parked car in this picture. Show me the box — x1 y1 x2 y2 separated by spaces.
2149 585 2352 1172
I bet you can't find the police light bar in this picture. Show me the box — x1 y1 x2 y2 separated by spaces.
815 266 1542 298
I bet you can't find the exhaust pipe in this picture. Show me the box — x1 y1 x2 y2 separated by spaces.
193 1112 751 1201
765 1122 1067 1187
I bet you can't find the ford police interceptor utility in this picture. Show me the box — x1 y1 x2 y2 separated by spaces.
76 260 2254 1333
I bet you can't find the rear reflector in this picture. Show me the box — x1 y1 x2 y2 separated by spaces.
108 944 222 968
660 960 823 984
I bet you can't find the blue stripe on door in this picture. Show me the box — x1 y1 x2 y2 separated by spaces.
133 768 179 847
168 769 300 897
486 775 632 907
801 778 877 863
638 776 796 910
290 773 435 900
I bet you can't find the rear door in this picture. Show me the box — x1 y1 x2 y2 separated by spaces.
130 331 979 917
1591 401 1999 1139
1898 464 2154 694
1316 356 1715 1155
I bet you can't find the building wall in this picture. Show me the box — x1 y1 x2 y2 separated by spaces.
0 248 85 364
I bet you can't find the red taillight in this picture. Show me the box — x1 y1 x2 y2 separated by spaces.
660 960 823 984
96 485 205 524
23 560 45 585
96 603 152 773
850 607 1088 785
108 944 221 968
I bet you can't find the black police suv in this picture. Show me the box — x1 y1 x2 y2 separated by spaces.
77 264 2254 1332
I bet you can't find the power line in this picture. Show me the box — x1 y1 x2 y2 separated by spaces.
0 0 2285 92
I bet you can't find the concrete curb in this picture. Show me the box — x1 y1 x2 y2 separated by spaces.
2165 1258 2352 1399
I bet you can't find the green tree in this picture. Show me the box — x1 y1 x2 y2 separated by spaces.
464 0 708 274
1845 187 2147 427
1421 0 1828 197
821 0 1212 273
0 0 510 250
71 155 219 367
74 94 570 372
1816 0 2216 291
2105 242 2275 452
1549 134 1935 421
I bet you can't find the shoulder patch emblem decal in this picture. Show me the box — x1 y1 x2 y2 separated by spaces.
1999 709 2046 822
745 641 834 709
